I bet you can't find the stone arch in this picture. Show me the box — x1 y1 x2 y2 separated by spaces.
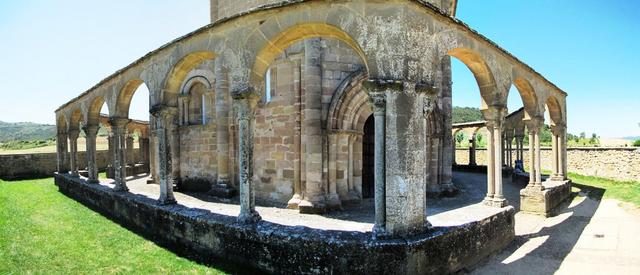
181 75 212 95
512 77 540 118
57 114 67 133
69 108 83 130
115 79 147 118
87 96 107 126
250 23 369 93
545 95 564 126
162 51 216 106
446 48 498 109
327 69 369 131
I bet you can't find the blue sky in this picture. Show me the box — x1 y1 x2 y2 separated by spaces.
0 0 638 137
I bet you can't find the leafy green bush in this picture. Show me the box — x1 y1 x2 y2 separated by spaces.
633 140 640 147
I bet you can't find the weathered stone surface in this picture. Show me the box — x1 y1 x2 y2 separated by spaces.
456 148 640 182
0 150 116 180
520 180 572 217
55 173 515 274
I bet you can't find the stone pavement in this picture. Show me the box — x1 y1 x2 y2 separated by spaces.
94 171 640 274
471 191 640 274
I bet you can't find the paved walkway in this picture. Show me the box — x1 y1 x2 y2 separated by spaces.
95 172 640 273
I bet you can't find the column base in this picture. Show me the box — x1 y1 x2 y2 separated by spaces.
238 210 262 224
326 193 342 211
343 190 362 205
208 181 236 198
483 196 508 208
298 199 326 214
548 175 566 182
146 177 157 184
526 182 545 191
482 196 494 206
158 195 177 205
520 180 571 217
372 224 387 240
440 182 459 197
113 183 129 192
286 194 302 209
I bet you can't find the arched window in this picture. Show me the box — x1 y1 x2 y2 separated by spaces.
188 82 207 125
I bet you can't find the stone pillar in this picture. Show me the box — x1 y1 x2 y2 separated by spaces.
151 106 178 205
550 124 567 181
364 80 432 238
232 90 261 223
515 135 524 163
368 90 386 237
492 120 507 206
56 132 69 173
140 137 149 165
347 134 360 202
110 118 130 192
469 134 477 166
288 59 303 208
482 107 508 207
68 129 80 177
525 118 544 190
83 125 100 183
327 133 342 209
299 38 326 213
147 116 158 184
452 135 457 165
209 61 235 197
126 134 135 166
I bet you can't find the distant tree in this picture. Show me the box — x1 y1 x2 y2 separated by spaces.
634 140 640 147
455 132 465 144
589 133 599 144
452 106 484 123
580 132 586 139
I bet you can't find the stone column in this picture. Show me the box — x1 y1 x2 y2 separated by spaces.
56 132 69 173
232 90 261 223
68 129 80 177
327 133 341 209
492 120 507 206
299 38 326 214
469 134 477 166
83 125 100 183
368 90 387 237
140 137 149 165
209 61 235 197
151 106 178 205
525 118 543 190
287 59 303 208
126 134 135 166
515 135 524 163
147 116 158 184
110 118 130 192
551 124 566 181
347 134 360 202
482 107 508 207
452 135 457 165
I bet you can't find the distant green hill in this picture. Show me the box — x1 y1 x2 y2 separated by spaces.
452 106 483 123
0 121 56 142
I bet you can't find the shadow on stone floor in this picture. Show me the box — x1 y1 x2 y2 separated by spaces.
467 183 605 274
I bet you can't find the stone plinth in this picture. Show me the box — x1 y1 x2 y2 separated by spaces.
54 173 515 274
520 180 572 217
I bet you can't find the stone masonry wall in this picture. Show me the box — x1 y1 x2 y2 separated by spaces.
0 150 138 180
179 124 218 188
455 147 640 182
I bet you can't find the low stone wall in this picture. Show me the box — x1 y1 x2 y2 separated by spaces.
456 147 640 182
0 149 140 180
55 174 515 274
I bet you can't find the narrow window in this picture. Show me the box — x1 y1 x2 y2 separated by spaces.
201 93 206 125
265 68 272 103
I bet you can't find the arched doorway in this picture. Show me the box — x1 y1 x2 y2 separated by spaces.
362 115 374 198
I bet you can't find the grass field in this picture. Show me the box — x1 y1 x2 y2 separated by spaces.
0 177 223 274
567 171 640 207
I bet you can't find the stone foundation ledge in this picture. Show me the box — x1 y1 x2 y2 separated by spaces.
54 173 515 274
520 180 572 217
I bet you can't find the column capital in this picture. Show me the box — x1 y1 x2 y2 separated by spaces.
109 117 131 129
550 123 566 136
362 79 403 95
524 116 544 133
82 125 100 137
67 129 80 139
368 92 386 115
481 106 507 127
150 105 178 119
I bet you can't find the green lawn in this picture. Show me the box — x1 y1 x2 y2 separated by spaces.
567 172 640 207
0 177 224 274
